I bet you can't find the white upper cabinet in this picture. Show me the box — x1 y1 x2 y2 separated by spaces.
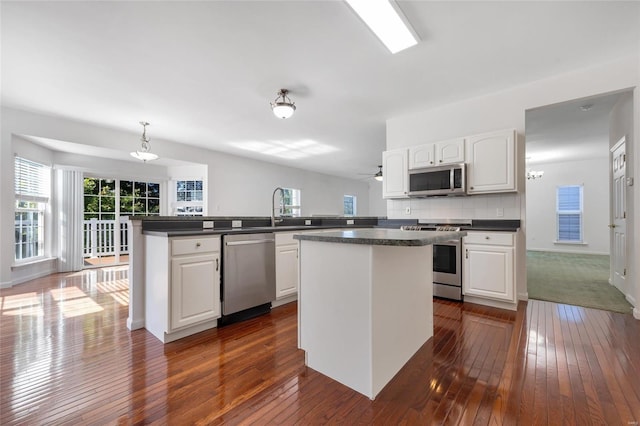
409 138 465 169
382 148 409 198
466 129 516 194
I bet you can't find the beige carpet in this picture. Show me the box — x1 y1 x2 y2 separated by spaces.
527 251 633 314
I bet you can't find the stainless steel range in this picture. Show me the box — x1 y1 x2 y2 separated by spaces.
401 220 470 301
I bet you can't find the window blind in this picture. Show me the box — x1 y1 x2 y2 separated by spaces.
556 185 582 242
14 156 51 202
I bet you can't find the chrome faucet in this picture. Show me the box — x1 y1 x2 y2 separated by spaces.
271 187 285 227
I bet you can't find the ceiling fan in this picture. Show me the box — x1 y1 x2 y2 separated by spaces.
358 165 383 181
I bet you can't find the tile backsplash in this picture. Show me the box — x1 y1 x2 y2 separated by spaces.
387 193 522 220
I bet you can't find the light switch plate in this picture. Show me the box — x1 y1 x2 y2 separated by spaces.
496 208 504 217
305 219 312 225
232 220 242 228
202 221 214 229
347 219 354 225
405 206 411 215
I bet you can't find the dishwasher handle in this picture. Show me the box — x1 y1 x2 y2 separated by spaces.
225 239 275 247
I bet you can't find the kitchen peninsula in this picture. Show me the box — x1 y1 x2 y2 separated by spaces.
294 228 466 399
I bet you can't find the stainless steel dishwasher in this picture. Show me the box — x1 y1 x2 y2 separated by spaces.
221 232 276 324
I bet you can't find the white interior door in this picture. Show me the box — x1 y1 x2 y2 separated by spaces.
610 136 627 292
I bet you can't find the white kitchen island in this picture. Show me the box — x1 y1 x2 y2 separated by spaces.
294 228 466 400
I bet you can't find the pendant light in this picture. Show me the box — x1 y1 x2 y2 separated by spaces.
130 121 158 162
271 89 296 119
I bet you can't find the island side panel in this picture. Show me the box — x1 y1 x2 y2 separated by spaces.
371 245 433 397
298 240 374 398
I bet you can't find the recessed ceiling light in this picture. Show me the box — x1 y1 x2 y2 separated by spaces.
579 104 594 111
345 0 418 54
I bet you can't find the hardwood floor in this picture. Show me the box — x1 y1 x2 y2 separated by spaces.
1 270 639 425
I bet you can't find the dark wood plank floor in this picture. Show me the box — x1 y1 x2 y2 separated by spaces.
1 269 639 425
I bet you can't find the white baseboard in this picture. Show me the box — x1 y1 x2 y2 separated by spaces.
463 295 517 311
1 280 13 289
526 248 609 256
634 308 640 320
11 268 56 286
518 292 529 301
626 294 637 308
127 317 145 331
272 294 297 308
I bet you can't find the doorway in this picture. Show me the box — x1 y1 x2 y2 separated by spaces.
524 91 634 313
82 176 161 267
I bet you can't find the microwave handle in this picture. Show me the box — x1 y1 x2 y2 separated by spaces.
450 168 455 192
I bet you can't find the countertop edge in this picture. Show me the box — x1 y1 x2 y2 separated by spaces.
294 230 467 247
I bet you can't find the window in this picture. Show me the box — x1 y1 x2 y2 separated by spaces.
174 179 204 216
83 177 161 219
344 195 357 216
119 180 160 217
14 157 50 261
282 188 301 217
556 185 583 242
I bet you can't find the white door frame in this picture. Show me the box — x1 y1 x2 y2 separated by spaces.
609 136 627 294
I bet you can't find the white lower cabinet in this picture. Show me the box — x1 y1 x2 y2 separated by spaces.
145 235 221 343
171 253 220 330
462 232 515 303
276 244 298 299
275 232 299 300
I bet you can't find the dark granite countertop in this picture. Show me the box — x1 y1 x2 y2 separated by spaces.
294 229 467 247
143 224 372 237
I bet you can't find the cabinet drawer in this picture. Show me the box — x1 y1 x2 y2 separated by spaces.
172 237 220 256
276 232 298 246
464 232 513 246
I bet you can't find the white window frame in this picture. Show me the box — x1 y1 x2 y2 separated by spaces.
282 188 301 217
172 179 205 216
344 194 357 216
14 156 50 263
556 184 583 243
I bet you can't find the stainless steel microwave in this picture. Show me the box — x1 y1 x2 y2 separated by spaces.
408 163 466 197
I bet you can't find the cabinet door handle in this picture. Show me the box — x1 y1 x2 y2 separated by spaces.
430 161 433 164
439 159 443 163
216 258 219 271
196 242 201 247
465 249 468 259
485 236 490 240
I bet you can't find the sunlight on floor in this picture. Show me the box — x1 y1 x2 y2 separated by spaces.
1 267 129 317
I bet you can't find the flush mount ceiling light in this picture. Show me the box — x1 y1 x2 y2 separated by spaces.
374 165 383 181
580 104 594 112
271 89 296 119
345 0 418 54
130 121 158 162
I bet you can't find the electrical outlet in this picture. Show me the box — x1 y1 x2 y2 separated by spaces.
231 220 242 228
496 208 504 217
347 219 355 225
405 206 411 215
202 221 214 229
305 219 312 225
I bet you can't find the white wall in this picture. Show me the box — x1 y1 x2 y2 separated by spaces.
386 54 639 304
526 158 610 255
368 179 387 217
1 107 372 287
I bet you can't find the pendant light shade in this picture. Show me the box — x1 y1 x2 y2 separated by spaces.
271 89 296 119
130 121 158 162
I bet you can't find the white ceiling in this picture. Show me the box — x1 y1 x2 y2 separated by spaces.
525 90 627 166
2 1 639 179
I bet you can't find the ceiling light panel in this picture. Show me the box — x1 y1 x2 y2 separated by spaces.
345 0 418 54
